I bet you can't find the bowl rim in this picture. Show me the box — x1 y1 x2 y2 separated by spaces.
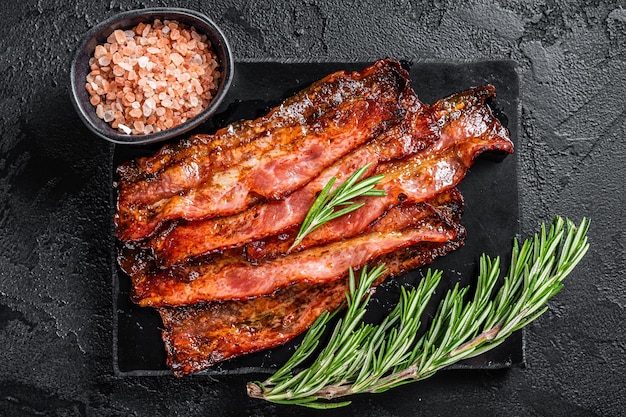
70 7 234 145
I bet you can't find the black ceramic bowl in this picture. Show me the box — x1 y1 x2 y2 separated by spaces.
70 7 234 145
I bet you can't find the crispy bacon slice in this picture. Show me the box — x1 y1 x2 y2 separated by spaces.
115 59 413 242
159 280 349 377
158 190 465 376
245 85 512 262
128 198 460 306
148 90 438 266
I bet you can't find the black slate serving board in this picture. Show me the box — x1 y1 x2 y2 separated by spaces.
112 60 520 376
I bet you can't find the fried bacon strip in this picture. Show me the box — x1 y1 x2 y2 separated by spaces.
148 90 438 266
158 190 465 376
115 59 412 242
129 199 460 306
245 84 513 262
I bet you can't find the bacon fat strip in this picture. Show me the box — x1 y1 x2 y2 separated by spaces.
158 191 465 376
128 197 460 307
115 59 412 242
245 85 512 262
148 91 438 267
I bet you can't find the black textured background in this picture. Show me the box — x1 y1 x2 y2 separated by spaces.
1 1 625 416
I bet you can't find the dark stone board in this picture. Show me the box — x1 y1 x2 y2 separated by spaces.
112 60 520 376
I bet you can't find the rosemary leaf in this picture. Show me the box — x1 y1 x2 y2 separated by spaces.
289 164 386 252
248 216 590 408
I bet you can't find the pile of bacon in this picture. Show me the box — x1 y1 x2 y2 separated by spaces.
114 59 513 377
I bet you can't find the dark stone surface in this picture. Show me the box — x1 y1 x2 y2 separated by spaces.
1 0 624 416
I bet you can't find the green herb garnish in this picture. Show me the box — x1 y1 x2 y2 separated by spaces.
289 164 386 252
248 216 590 408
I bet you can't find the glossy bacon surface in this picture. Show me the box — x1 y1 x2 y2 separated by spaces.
148 89 438 266
158 190 465 376
245 85 512 262
115 59 412 242
128 199 459 306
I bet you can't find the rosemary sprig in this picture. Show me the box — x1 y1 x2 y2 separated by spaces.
289 164 386 252
247 216 590 408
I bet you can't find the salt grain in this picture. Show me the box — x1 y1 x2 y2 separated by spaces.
113 30 127 45
170 52 184 66
98 56 111 66
142 102 153 117
118 123 132 134
118 62 133 71
137 56 149 68
190 53 203 65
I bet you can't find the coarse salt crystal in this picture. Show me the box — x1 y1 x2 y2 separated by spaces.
118 123 132 134
98 56 111 66
137 56 149 68
170 52 184 66
103 110 115 122
94 45 107 59
114 30 127 45
175 42 188 55
133 120 145 132
118 61 133 71
190 53 203 65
